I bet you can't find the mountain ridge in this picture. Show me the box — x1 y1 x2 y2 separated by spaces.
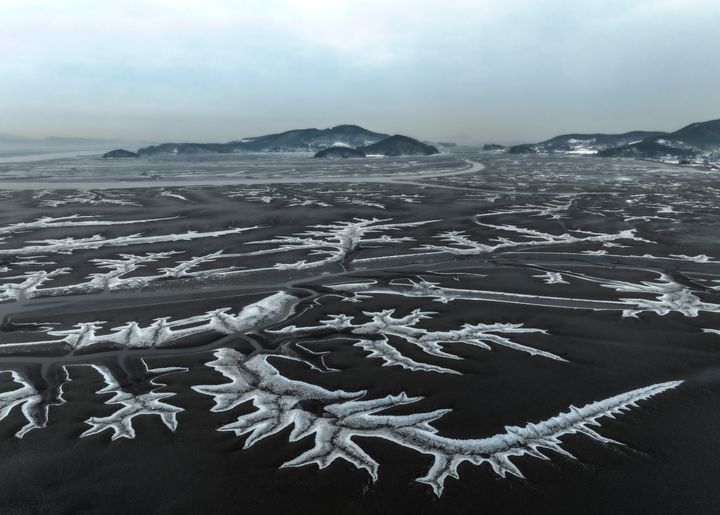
505 118 720 167
137 125 391 155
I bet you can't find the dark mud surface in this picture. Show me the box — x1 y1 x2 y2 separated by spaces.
0 152 719 514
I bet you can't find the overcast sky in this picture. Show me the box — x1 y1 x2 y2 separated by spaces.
2 0 719 143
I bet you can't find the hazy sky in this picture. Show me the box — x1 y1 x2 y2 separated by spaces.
2 0 719 143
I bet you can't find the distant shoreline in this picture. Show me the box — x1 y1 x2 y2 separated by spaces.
0 157 483 190
0 150 103 164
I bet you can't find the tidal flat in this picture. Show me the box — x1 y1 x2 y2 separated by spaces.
0 151 718 514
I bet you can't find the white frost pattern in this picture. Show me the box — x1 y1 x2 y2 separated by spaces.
325 274 719 318
1 268 71 302
35 190 142 208
194 349 682 496
192 350 362 446
159 189 189 201
0 292 299 350
81 362 186 440
474 199 574 220
0 226 260 256
420 223 649 255
556 270 720 318
354 336 461 374
534 271 569 284
242 218 437 270
0 251 250 302
0 369 67 438
599 273 720 317
0 215 175 238
272 307 562 365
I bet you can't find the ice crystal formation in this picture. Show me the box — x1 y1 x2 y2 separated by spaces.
325 274 720 318
473 199 574 220
225 185 404 210
158 189 189 201
242 218 437 270
556 270 720 317
0 250 251 302
0 268 71 302
534 271 569 284
597 273 720 317
0 215 174 238
272 307 563 365
420 224 649 255
352 336 461 374
1 292 299 350
669 254 717 263
81 362 186 440
0 226 259 256
34 190 142 208
0 368 67 438
325 278 630 312
192 350 363 446
0 218 442 303
194 349 682 496
0 294 300 440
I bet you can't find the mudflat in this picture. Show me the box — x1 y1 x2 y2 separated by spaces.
0 151 718 514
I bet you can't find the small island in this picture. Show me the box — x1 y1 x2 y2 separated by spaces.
314 146 367 159
358 135 439 156
102 149 139 158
